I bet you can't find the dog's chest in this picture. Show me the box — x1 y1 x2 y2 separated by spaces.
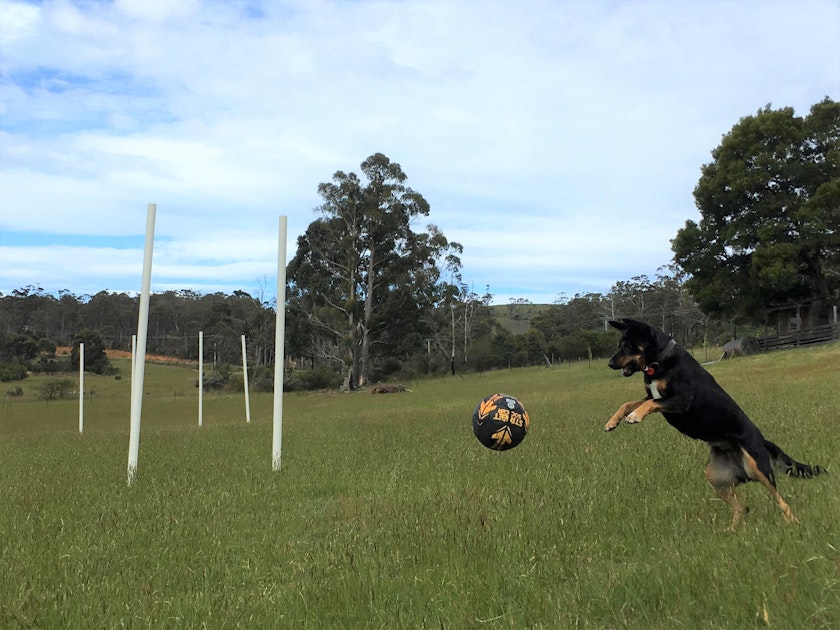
648 379 664 400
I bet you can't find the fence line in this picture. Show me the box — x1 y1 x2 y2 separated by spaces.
756 323 840 351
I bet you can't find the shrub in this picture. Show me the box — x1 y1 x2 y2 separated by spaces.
284 367 342 392
30 357 62 374
223 367 277 393
0 361 28 382
37 379 75 401
228 373 245 392
251 367 275 393
197 364 231 391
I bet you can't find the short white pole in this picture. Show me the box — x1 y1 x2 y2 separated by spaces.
198 330 204 427
241 334 251 424
272 216 288 471
78 342 84 434
128 203 156 486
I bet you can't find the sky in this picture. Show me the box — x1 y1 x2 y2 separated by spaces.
1 0 838 306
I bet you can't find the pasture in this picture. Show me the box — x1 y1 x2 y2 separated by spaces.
2 346 839 628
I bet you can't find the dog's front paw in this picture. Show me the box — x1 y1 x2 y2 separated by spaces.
625 411 642 424
604 416 622 432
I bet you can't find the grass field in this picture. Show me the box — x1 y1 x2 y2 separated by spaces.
2 345 839 628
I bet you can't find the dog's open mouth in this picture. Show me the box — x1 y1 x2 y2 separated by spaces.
622 366 636 377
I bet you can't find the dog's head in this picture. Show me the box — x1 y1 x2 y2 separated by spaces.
607 318 673 377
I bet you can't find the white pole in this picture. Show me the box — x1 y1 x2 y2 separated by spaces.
128 203 156 486
241 334 251 424
198 331 204 427
272 216 288 471
130 334 136 429
131 334 136 400
78 342 84 434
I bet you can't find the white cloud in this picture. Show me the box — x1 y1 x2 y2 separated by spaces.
114 0 199 23
0 0 39 46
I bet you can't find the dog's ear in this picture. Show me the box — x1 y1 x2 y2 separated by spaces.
620 318 646 329
608 320 627 331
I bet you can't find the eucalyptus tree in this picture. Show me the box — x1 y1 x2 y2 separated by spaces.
287 153 462 387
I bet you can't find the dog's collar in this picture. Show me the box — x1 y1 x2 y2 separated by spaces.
658 338 677 361
643 339 677 376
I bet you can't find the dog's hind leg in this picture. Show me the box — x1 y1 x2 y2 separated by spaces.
709 481 746 532
740 448 798 524
705 445 748 530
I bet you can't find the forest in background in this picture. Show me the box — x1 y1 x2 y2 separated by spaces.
0 268 733 391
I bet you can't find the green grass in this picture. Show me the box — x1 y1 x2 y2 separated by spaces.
2 349 840 628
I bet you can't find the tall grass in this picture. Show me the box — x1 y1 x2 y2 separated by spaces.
2 347 839 628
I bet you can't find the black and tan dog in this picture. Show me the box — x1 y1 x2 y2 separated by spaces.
605 318 824 529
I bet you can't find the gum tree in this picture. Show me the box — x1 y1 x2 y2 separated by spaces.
287 153 462 388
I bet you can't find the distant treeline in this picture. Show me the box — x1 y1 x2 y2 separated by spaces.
0 274 733 387
0 287 275 365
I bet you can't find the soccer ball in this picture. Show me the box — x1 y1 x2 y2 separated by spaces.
472 393 529 451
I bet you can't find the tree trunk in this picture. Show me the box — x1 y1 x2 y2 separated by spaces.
348 316 361 390
359 247 376 388
450 303 456 375
342 368 355 391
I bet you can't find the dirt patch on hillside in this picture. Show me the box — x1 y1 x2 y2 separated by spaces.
56 346 192 364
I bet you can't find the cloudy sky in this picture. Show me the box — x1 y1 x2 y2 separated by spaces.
1 0 838 305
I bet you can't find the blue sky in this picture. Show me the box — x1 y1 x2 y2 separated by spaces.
1 0 838 304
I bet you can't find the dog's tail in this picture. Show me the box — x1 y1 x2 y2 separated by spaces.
765 440 826 478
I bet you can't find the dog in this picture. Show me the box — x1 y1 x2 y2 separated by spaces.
605 318 824 530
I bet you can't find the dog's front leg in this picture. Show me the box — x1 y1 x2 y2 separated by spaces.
605 399 647 431
625 398 664 424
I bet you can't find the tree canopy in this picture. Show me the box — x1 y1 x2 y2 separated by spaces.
672 97 840 323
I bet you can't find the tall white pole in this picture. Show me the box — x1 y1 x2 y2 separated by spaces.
198 331 204 427
128 203 156 486
78 342 84 434
241 334 251 423
272 216 287 471
130 334 136 430
131 334 136 400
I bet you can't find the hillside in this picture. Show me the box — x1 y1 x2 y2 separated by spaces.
491 303 553 335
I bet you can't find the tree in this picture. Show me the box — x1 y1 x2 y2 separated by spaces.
609 276 657 322
488 327 525 368
287 153 462 388
523 328 547 365
673 98 840 324
70 329 109 374
1 334 39 362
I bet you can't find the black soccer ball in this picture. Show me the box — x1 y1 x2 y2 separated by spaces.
472 393 529 451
